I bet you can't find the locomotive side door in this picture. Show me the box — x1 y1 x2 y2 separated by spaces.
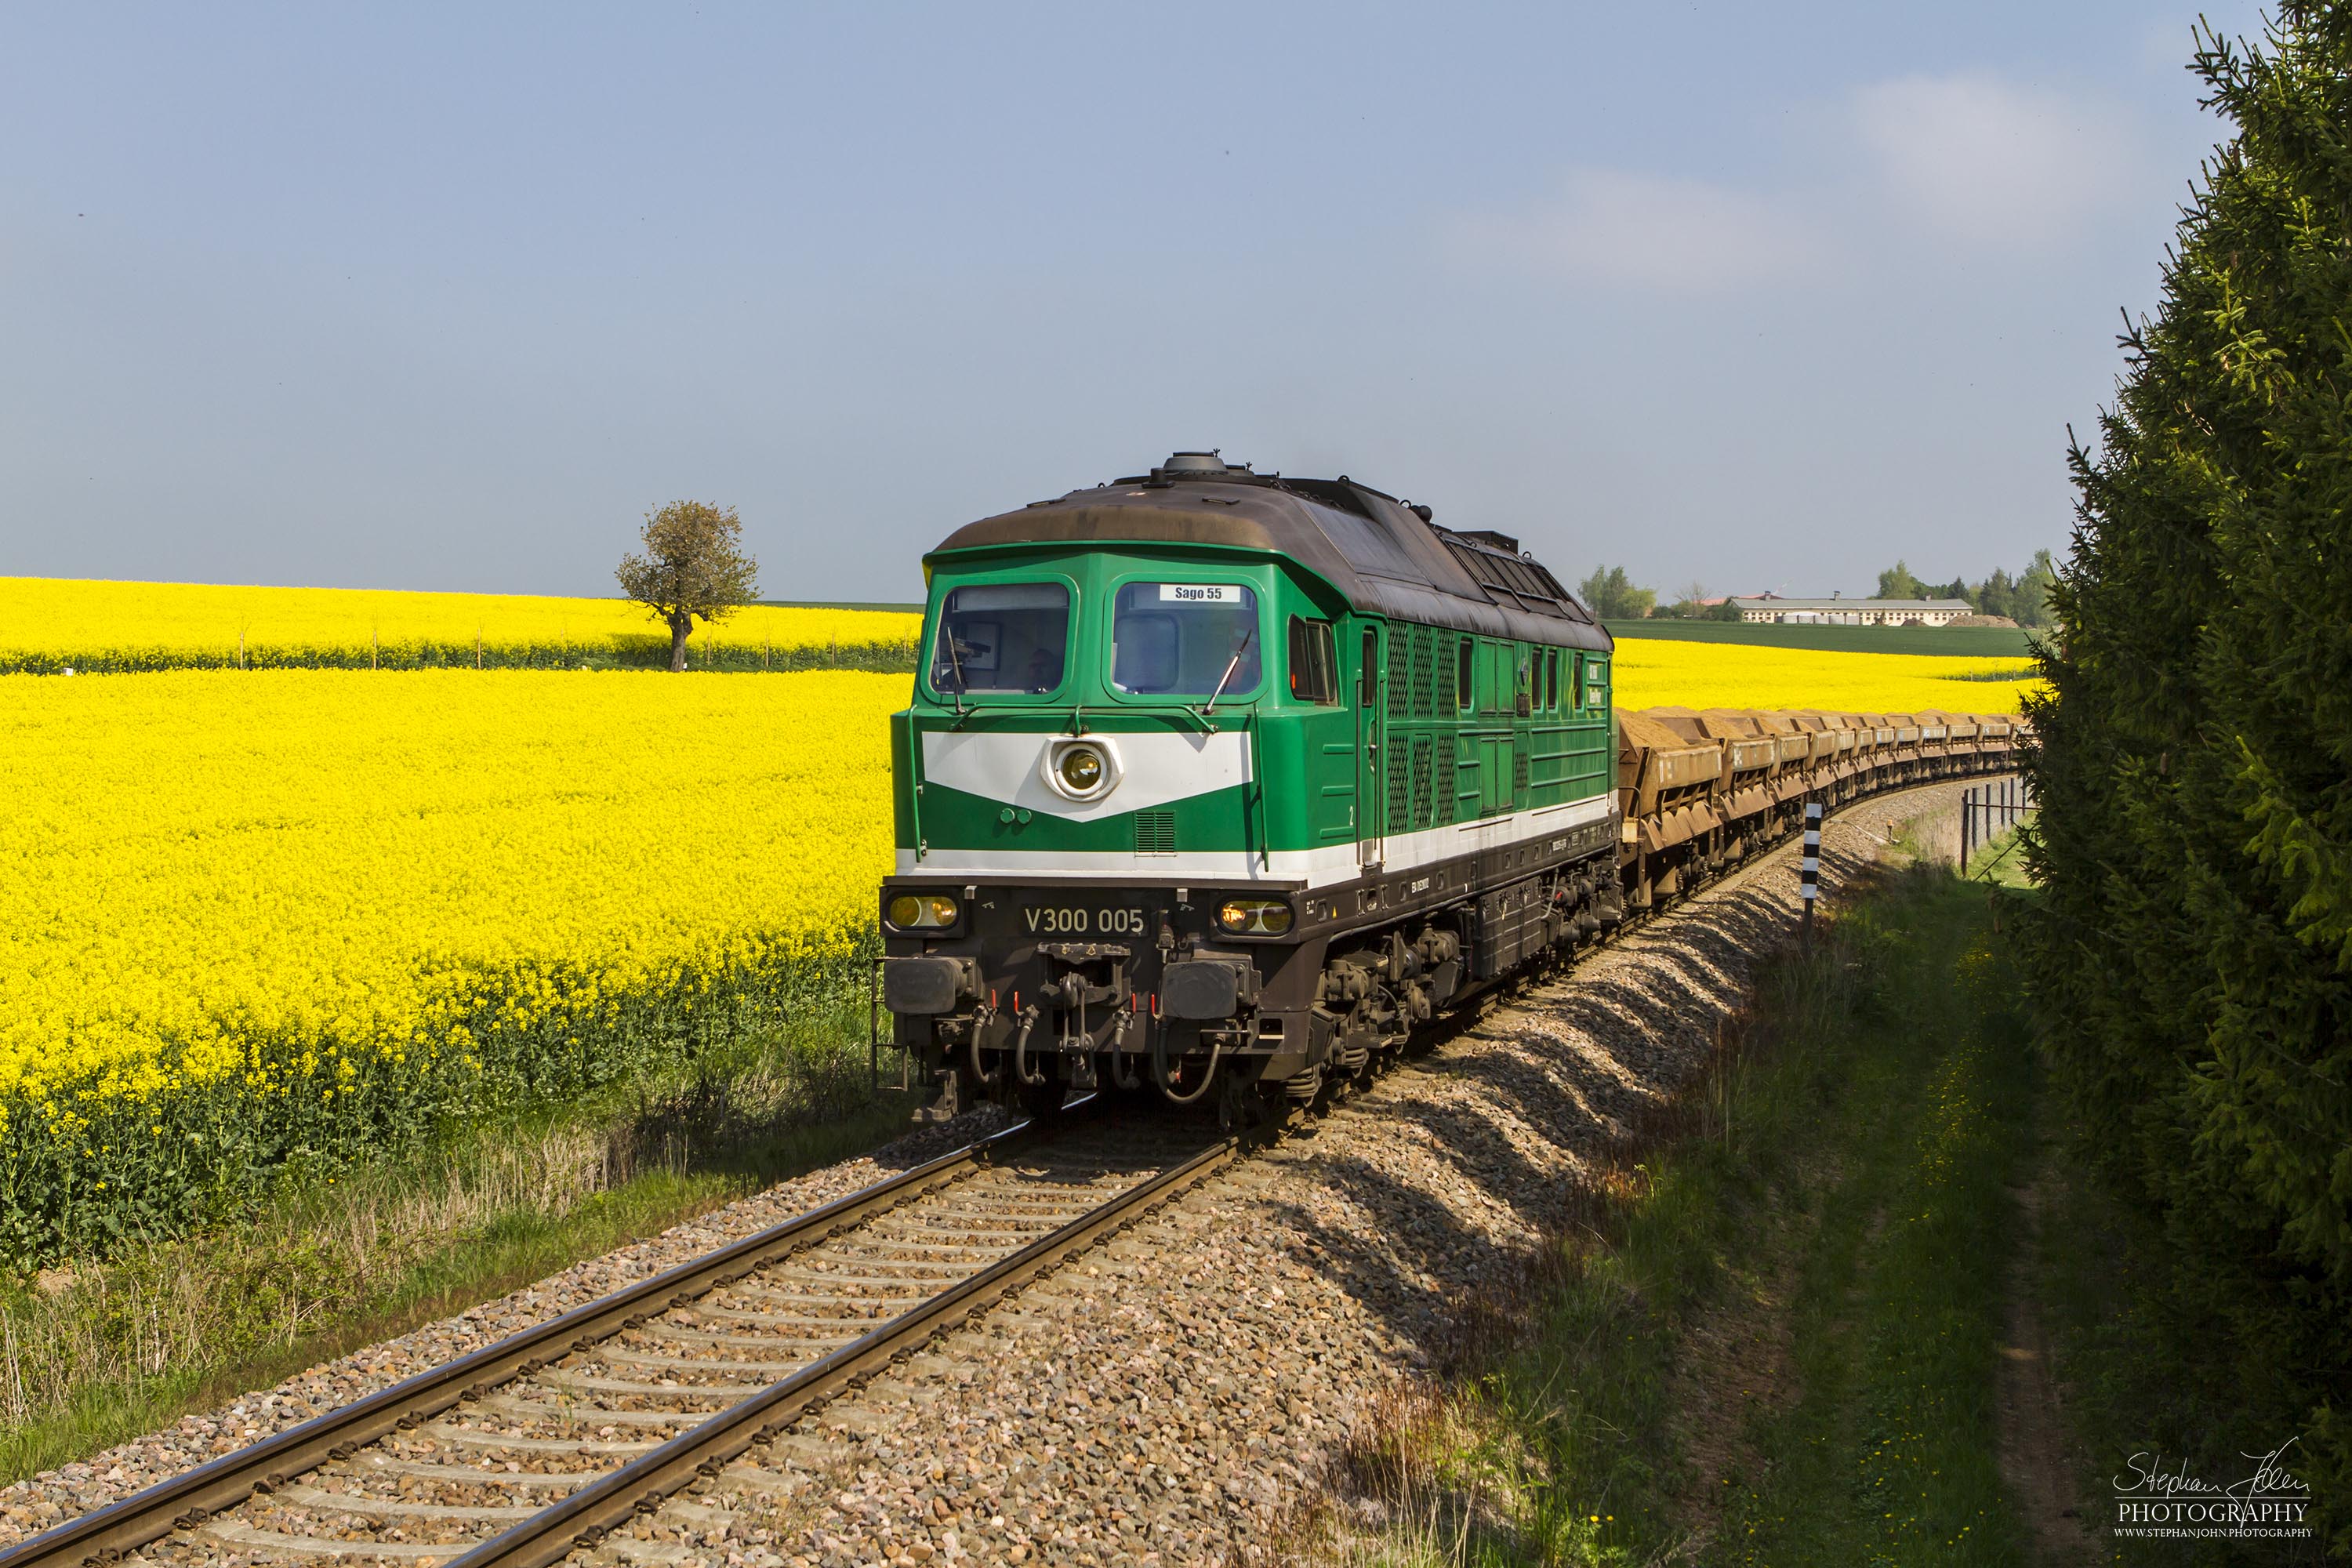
1357 623 1385 868
1479 639 1515 817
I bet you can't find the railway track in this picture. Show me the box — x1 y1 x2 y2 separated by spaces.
3 1109 1231 1568
6 771 2016 1568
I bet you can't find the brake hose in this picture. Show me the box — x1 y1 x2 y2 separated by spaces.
1011 1005 1048 1087
966 1001 1002 1091
1153 1020 1221 1106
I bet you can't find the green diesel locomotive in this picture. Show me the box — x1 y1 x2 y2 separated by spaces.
879 452 1623 1127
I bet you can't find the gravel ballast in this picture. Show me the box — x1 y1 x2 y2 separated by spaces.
0 779 1991 1566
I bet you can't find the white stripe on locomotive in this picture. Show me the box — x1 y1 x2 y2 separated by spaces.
895 792 1617 885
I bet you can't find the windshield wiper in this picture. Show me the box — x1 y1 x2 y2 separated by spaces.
1196 627 1257 730
940 631 970 717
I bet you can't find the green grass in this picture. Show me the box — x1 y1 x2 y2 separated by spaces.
1964 822 2037 888
1602 619 2037 658
0 996 920 1483
1715 882 2035 1566
1314 865 2044 1565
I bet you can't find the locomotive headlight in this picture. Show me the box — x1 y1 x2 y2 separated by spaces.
1058 746 1103 793
1041 737 1121 803
1216 897 1294 937
884 892 960 930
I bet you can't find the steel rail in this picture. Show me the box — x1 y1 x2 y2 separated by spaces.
0 1111 1069 1568
431 766 1985 1564
426 766 2004 1563
1 757 2009 1568
442 1134 1236 1568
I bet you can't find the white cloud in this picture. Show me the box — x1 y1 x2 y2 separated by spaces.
1852 74 2139 249
1450 169 1824 294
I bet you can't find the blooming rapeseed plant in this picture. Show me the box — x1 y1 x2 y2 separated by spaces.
0 628 2028 1264
0 668 899 1261
1611 638 2040 715
0 577 920 673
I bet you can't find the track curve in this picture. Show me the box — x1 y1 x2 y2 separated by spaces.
1 1114 1230 1568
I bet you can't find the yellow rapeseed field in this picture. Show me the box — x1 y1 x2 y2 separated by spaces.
0 577 921 673
1612 638 2039 715
0 626 2031 1260
0 669 899 1259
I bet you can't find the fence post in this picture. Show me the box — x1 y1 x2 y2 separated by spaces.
1801 799 1822 943
1962 786 1974 871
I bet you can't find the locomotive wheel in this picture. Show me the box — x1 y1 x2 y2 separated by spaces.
1218 1076 1289 1141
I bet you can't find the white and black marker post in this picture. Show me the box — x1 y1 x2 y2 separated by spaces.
1801 799 1823 942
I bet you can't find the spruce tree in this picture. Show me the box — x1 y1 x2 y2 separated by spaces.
2027 5 2352 1537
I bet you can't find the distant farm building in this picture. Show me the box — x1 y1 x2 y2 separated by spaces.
1729 593 1973 626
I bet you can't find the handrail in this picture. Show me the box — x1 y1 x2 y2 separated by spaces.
905 713 927 862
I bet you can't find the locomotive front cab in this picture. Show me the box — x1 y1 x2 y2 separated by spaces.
880 454 1621 1129
881 529 1354 1123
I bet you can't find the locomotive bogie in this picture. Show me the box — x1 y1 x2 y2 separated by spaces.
882 826 1629 1116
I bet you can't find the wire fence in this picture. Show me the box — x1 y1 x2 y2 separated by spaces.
1960 775 2033 877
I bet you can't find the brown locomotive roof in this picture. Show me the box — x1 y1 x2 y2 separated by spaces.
928 461 1612 653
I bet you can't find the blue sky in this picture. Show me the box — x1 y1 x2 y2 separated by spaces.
0 2 2267 603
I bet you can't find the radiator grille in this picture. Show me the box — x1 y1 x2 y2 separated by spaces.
1410 628 1435 719
1134 811 1176 856
1386 746 1410 834
1513 747 1530 799
1435 745 1457 826
1410 739 1433 829
1387 631 1412 721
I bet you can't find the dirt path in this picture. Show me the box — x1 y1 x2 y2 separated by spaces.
1998 1150 2096 1565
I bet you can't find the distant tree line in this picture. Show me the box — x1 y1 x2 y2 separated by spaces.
1574 566 1657 620
1576 549 2056 626
1875 550 2057 625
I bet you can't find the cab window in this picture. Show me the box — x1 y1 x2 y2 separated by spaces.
1288 617 1338 704
930 582 1070 695
1111 582 1260 696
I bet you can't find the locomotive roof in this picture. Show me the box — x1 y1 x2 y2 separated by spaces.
928 455 1613 652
